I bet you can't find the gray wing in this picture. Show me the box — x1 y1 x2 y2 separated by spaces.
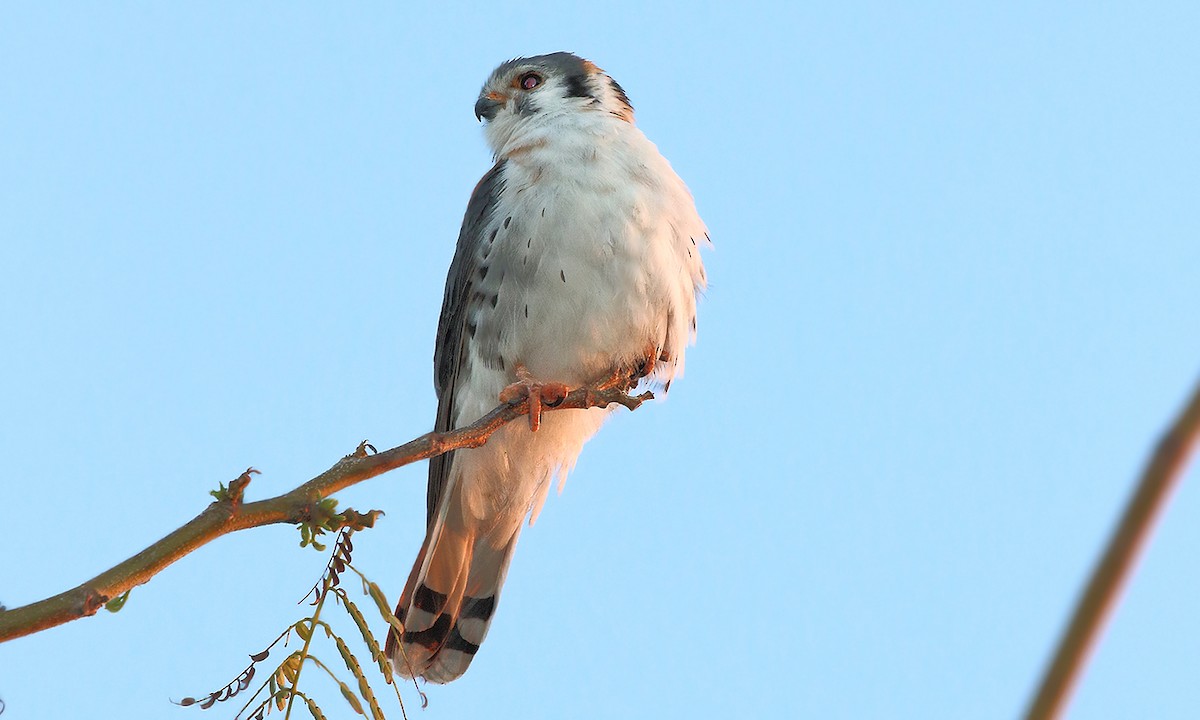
426 160 508 528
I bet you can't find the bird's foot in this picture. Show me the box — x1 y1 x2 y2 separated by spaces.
499 366 569 432
596 345 668 392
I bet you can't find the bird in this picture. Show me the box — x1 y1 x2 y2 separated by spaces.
385 52 709 684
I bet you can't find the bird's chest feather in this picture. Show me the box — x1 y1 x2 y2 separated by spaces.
465 142 679 385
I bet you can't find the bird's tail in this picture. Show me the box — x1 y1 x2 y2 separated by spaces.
385 485 522 684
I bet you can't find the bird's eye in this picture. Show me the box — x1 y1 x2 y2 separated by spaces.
519 72 543 90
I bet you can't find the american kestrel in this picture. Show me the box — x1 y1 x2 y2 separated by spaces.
385 52 709 683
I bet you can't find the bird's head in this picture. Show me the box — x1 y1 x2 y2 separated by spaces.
474 52 634 154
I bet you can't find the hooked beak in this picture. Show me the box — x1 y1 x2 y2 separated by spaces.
474 93 504 122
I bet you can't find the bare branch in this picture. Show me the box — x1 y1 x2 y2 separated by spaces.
0 383 651 643
1024 376 1200 719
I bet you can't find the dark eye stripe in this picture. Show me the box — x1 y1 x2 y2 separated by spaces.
563 73 593 100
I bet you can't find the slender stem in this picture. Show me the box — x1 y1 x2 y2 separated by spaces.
284 582 329 720
1025 376 1200 719
0 384 650 643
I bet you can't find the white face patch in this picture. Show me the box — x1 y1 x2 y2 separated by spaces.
477 53 634 158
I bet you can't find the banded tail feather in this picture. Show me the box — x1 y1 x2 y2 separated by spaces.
386 512 520 684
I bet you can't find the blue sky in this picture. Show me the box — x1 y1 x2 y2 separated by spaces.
2 2 1199 718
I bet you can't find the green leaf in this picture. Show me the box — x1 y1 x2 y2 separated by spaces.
338 682 365 715
337 590 391 680
304 695 328 720
366 582 392 620
295 620 313 642
281 653 302 684
333 631 385 719
104 589 131 613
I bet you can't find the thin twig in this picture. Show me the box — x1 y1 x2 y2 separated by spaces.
0 383 651 643
284 587 328 720
1025 376 1200 719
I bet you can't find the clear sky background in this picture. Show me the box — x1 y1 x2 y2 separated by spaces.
2 3 1198 719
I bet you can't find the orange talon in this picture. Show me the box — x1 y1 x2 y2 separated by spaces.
540 382 568 406
499 365 569 433
528 389 543 432
637 344 658 380
498 383 527 405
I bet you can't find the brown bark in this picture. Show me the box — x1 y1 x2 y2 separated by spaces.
0 384 649 643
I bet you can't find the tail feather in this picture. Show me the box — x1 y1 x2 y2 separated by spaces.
387 498 522 684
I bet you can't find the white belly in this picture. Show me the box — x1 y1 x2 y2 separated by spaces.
450 123 707 528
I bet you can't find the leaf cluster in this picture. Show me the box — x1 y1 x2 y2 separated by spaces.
177 529 422 720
